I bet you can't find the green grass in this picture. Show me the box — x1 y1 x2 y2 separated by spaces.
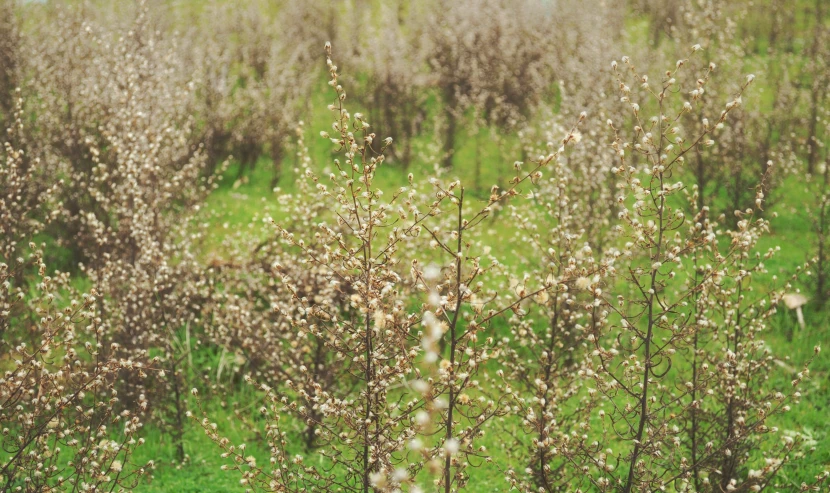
164 49 830 492
141 148 830 491
130 303 828 492
52 2 828 489
149 161 829 489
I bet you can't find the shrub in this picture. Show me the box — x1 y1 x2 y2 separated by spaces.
1 87 151 493
3 2 829 492
193 42 828 493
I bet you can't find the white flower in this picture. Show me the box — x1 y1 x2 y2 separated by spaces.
444 438 459 455
575 277 592 290
369 471 386 488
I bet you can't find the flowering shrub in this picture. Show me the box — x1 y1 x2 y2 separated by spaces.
1 1 829 492
189 42 828 492
0 252 153 492
184 0 315 183
1 91 152 492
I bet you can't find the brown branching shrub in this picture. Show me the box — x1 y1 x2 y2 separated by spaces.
497 51 827 493
0 94 60 296
192 44 589 492
422 0 558 169
0 253 153 492
0 0 20 124
17 3 224 458
3 1 829 492
200 137 355 450
185 0 315 183
1 102 152 491
192 42 828 493
343 1 430 170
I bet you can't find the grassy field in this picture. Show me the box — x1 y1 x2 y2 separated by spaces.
127 101 829 490
135 41 830 484
4 0 829 490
